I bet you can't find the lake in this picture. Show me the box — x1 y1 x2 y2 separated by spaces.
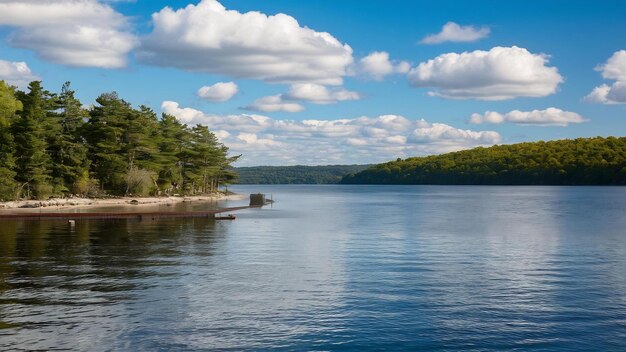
1 185 626 351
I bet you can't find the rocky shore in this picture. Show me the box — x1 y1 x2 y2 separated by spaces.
0 193 247 212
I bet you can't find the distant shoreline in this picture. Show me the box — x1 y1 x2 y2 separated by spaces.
0 193 247 213
341 137 626 185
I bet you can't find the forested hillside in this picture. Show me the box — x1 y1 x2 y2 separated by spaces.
341 137 626 185
0 80 238 201
234 165 370 184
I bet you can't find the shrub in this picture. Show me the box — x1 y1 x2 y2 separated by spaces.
125 168 155 196
34 183 53 200
72 177 100 197
0 168 16 201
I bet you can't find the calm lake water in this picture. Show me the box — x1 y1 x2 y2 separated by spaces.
1 185 626 351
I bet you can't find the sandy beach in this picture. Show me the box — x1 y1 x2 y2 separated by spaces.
0 193 248 213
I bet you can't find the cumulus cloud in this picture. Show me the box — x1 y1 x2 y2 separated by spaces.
0 59 39 88
244 95 305 113
420 22 490 44
584 83 626 104
597 50 626 81
197 81 238 102
584 50 626 104
285 84 360 104
162 101 501 166
407 46 563 100
242 84 359 111
356 51 410 80
236 132 282 147
138 0 353 85
0 0 137 68
469 108 587 126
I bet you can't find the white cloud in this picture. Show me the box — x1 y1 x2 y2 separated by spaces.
244 95 305 113
197 81 238 102
138 0 353 85
162 101 501 166
0 0 137 68
0 59 39 88
242 84 359 112
469 108 587 126
584 83 626 104
420 22 490 44
214 130 231 140
356 51 410 80
285 83 360 104
408 123 500 143
408 46 563 100
585 50 626 104
597 50 626 81
236 132 282 146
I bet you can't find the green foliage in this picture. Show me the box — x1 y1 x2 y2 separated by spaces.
0 168 16 201
11 81 53 195
33 183 53 200
125 168 155 196
341 137 626 185
72 173 100 198
0 81 21 201
0 80 22 124
48 82 90 187
83 92 134 191
235 164 371 184
0 81 238 200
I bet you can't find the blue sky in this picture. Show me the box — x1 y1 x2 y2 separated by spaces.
0 0 625 165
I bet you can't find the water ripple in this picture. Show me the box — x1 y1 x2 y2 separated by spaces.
1 185 626 351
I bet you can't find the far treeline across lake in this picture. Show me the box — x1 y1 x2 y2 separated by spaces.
341 137 626 185
0 80 238 201
234 165 370 184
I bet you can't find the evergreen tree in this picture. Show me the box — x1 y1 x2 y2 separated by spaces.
175 126 197 194
0 81 240 199
83 92 130 192
155 113 185 195
12 81 54 199
123 105 159 171
120 105 160 194
0 81 21 200
48 82 90 193
190 125 238 193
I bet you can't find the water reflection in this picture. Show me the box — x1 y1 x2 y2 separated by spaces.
1 186 626 351
0 218 225 350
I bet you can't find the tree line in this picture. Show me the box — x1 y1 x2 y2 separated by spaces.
341 137 626 185
233 164 371 184
0 80 238 201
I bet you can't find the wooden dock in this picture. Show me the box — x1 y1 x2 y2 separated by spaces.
0 205 258 221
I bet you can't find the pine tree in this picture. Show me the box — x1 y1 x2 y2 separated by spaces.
190 124 232 193
1 82 240 199
155 113 185 195
122 105 160 194
0 81 22 200
12 81 54 199
83 92 130 193
48 82 90 193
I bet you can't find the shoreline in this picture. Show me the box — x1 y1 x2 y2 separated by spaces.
0 193 248 213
